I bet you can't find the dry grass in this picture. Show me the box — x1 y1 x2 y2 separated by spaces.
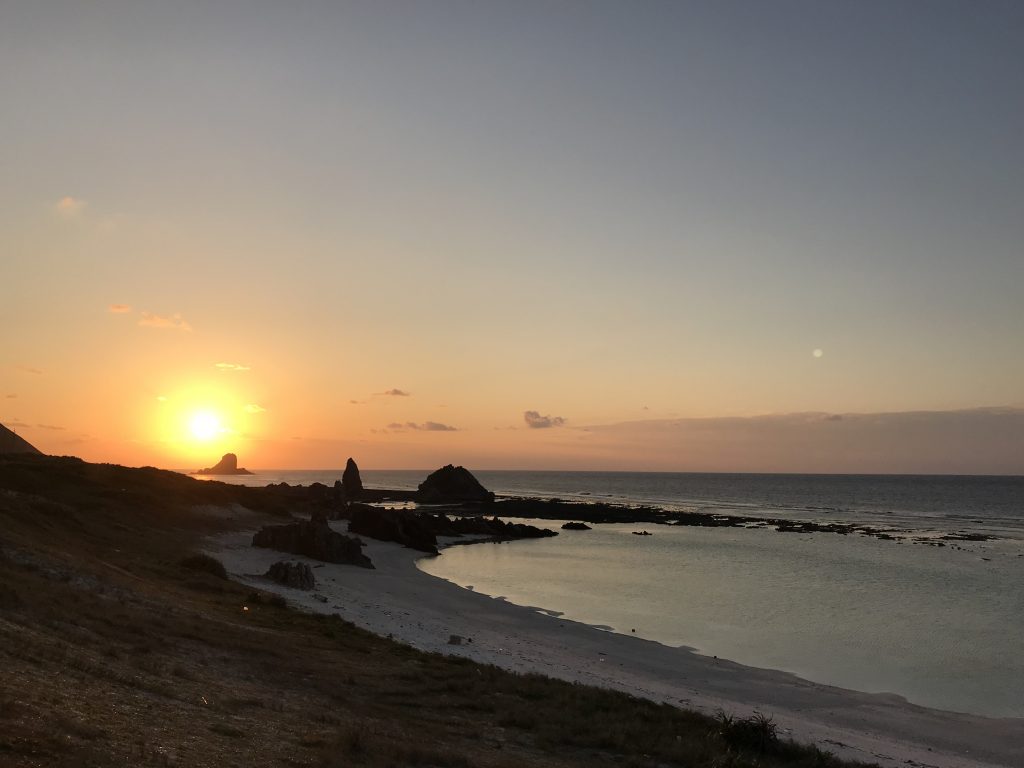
0 455 874 768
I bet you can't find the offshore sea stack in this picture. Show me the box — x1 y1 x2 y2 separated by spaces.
253 511 373 568
342 457 363 499
196 453 253 475
417 464 495 503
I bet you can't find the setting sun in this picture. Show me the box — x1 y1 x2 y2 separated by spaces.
188 411 222 441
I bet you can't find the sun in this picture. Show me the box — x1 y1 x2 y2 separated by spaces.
189 411 222 441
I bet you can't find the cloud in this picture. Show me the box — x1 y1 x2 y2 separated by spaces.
378 389 411 397
349 400 363 405
55 196 86 216
108 304 132 314
524 410 566 429
244 404 266 414
5 394 16 399
138 312 192 331
16 366 42 375
4 420 31 429
385 421 458 432
35 424 65 431
156 396 167 402
215 362 251 372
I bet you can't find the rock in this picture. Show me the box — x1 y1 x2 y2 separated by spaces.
342 457 363 498
417 464 494 503
561 521 592 530
448 635 463 645
265 561 316 590
348 506 439 553
631 530 652 536
196 453 253 475
253 512 373 568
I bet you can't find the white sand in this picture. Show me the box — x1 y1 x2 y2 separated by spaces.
211 525 1023 768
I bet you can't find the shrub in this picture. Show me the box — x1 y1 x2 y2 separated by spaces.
179 553 227 580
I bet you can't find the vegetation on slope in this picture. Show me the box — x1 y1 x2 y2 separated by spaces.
0 455 872 768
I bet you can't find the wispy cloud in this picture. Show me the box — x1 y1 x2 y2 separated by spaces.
215 362 251 372
5 394 16 399
138 312 192 331
55 196 86 216
524 410 566 429
244 404 266 414
108 304 132 314
385 421 458 432
378 388 411 397
16 366 43 375
35 424 65 431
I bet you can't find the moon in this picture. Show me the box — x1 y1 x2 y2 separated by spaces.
812 348 824 358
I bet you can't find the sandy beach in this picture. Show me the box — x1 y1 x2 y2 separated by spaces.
212 523 1024 768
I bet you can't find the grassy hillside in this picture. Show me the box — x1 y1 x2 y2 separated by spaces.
0 455 871 768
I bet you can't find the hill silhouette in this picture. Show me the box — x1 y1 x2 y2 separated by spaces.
0 424 41 455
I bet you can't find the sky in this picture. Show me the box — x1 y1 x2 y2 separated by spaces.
2 1 1022 472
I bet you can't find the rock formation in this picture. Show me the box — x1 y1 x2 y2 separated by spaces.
348 506 556 551
253 511 373 568
0 424 41 455
348 505 439 554
342 457 363 498
196 453 253 475
561 521 592 530
417 464 494 503
265 561 316 590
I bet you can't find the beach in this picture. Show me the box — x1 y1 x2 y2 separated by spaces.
213 523 1024 768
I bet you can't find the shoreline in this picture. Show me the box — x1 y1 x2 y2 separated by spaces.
212 524 1024 768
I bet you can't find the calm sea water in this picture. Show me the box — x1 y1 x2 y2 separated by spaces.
199 468 1024 716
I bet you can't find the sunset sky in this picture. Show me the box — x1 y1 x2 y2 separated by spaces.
2 2 1022 472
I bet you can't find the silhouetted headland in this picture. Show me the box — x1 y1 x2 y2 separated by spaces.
0 423 41 455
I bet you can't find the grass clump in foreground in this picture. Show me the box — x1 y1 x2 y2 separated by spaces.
0 454 876 768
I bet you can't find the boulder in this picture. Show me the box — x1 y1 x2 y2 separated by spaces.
265 561 316 590
417 464 494 503
342 457 363 498
561 521 592 531
253 512 373 568
196 453 253 475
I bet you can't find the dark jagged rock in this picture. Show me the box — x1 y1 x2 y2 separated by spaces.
349 506 439 554
253 512 373 568
196 453 253 475
417 464 494 503
561 521 592 530
342 457 363 498
0 423 41 455
265 561 316 590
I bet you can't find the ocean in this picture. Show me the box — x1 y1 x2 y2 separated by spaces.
199 468 1024 717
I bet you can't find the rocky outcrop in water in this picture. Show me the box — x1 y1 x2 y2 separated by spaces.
561 521 592 530
196 453 253 475
417 464 494 503
253 511 372 568
265 561 316 590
